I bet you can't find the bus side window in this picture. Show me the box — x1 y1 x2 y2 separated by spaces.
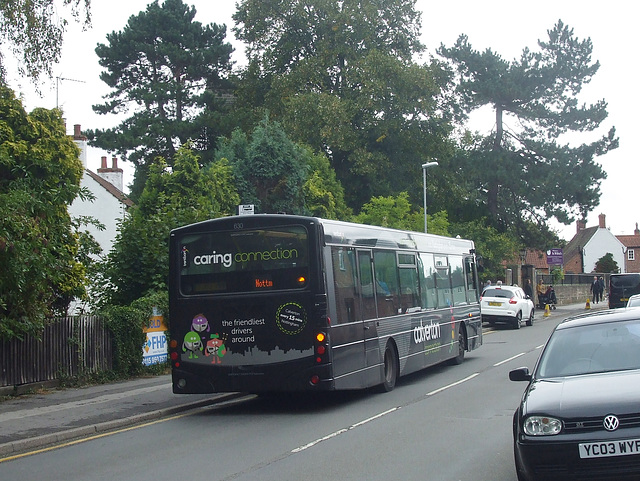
465 257 479 303
398 253 419 313
418 253 437 310
357 251 378 320
450 255 467 306
434 256 451 308
332 247 357 323
373 251 400 317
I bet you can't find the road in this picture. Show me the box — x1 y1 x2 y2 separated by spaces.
0 309 575 481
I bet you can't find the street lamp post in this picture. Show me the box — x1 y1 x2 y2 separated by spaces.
422 161 439 233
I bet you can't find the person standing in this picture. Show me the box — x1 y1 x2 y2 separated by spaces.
590 276 601 303
598 276 606 302
536 279 546 308
524 279 534 300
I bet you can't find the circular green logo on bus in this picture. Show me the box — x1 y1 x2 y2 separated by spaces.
276 302 307 335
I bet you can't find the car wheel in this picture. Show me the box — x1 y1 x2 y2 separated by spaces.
379 342 398 392
526 309 534 327
513 312 522 329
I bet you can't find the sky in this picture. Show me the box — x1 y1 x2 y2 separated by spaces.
7 0 637 241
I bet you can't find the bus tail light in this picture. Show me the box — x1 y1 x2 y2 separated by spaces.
315 331 328 364
169 339 180 367
310 375 320 385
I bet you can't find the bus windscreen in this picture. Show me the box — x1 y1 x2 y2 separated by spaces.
178 225 309 295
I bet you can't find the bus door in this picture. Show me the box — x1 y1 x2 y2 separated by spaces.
356 250 381 369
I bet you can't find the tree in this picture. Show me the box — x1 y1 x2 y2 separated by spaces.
97 145 239 307
450 219 520 284
0 87 85 339
0 0 91 85
88 0 234 199
354 192 449 235
232 0 453 210
216 114 350 217
439 21 618 244
594 253 619 274
301 146 352 220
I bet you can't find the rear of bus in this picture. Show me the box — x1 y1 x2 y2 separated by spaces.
169 215 331 394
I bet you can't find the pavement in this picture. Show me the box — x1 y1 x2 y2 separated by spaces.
0 374 244 458
0 300 606 459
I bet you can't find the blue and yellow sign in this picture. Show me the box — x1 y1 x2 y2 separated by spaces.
143 308 168 366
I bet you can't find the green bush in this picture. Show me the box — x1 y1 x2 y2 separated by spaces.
100 291 169 376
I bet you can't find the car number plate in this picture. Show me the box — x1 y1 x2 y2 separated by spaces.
579 438 640 458
488 301 502 306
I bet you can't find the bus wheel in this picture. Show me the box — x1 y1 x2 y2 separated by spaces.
449 325 466 365
380 343 399 392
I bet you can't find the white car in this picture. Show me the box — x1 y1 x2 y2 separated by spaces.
481 284 535 329
627 293 640 308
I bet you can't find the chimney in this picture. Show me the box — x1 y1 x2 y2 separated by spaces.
635 223 639 236
97 155 124 192
599 213 606 229
71 123 87 168
577 219 586 233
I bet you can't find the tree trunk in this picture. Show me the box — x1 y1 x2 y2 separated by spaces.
487 105 504 221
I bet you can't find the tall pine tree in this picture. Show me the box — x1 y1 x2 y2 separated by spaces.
89 0 234 199
439 21 618 244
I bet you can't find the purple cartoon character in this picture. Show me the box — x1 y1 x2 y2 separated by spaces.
191 313 210 335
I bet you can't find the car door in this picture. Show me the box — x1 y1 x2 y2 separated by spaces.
518 288 533 317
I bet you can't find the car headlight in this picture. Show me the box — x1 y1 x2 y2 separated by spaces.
523 416 562 436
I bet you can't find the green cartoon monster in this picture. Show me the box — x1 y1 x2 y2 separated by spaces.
182 331 203 359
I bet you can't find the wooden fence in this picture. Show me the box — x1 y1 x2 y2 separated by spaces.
0 316 113 388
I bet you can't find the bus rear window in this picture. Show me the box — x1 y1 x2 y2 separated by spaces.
178 225 309 295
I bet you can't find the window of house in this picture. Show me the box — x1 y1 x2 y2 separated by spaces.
629 249 635 261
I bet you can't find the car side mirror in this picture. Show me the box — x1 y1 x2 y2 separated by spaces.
509 367 532 382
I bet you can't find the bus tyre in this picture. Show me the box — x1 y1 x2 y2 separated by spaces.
449 325 466 365
380 343 398 392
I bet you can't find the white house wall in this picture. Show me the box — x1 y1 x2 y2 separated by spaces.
583 228 627 273
69 172 127 258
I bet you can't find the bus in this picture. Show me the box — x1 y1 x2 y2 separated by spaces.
168 214 482 394
609 273 640 308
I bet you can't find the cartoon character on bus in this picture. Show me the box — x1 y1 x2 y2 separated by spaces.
204 333 227 364
191 313 210 336
182 331 203 359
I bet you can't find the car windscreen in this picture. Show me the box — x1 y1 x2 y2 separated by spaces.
611 274 640 288
536 320 640 378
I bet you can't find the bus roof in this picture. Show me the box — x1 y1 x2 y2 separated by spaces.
318 218 475 255
171 214 475 257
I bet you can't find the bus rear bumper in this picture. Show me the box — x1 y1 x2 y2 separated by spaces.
172 364 335 394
